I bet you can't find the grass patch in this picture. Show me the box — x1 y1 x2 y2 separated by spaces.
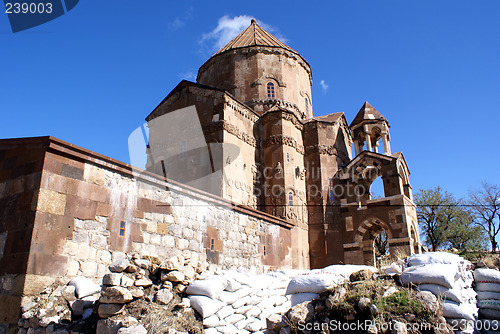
375 290 427 317
326 278 436 329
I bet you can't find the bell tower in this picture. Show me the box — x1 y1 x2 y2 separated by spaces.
350 102 391 156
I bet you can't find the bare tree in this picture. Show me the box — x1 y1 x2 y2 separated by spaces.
469 182 500 253
374 231 389 256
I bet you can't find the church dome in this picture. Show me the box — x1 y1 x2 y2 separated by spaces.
197 19 313 118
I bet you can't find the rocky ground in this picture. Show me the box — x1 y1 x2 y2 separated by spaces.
17 253 205 334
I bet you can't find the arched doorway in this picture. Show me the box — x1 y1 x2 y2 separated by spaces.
355 218 393 266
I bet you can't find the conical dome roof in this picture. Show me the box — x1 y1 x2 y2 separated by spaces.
350 102 388 127
213 19 299 56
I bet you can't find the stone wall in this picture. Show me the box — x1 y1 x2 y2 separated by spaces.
0 136 296 331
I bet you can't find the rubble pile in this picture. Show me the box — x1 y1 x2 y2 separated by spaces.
17 253 206 334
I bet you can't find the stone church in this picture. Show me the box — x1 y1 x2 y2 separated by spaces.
145 19 422 268
0 19 423 328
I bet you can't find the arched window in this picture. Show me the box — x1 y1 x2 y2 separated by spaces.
328 178 334 201
305 97 309 114
267 82 275 98
288 191 293 206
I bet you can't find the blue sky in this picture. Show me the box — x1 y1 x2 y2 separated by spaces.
1 0 499 199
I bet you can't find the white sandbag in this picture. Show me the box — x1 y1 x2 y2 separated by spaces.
474 268 500 284
245 319 264 332
477 283 500 293
247 295 261 306
68 277 101 299
215 324 239 334
286 272 345 294
234 317 251 330
478 291 500 301
478 299 500 311
269 295 288 306
229 273 254 287
400 264 459 288
204 328 219 334
480 308 500 320
291 293 319 306
189 295 225 318
320 265 378 278
256 299 274 312
216 305 235 320
407 252 469 267
218 291 239 305
203 314 222 328
268 281 290 290
232 295 252 309
245 306 262 318
233 286 253 299
234 305 252 314
225 278 242 292
186 277 228 298
417 284 465 303
256 289 270 298
224 313 245 325
441 300 476 321
270 288 287 296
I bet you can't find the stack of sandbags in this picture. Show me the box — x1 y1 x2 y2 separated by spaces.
285 265 378 306
186 269 297 333
474 267 500 330
400 252 477 331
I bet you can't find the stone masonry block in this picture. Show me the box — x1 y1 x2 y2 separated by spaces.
176 239 189 250
80 261 98 277
157 223 169 235
161 235 174 247
36 188 66 215
84 164 105 186
150 234 161 245
182 228 194 239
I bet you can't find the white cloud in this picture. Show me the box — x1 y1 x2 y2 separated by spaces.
320 80 329 93
200 15 288 55
169 7 193 30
